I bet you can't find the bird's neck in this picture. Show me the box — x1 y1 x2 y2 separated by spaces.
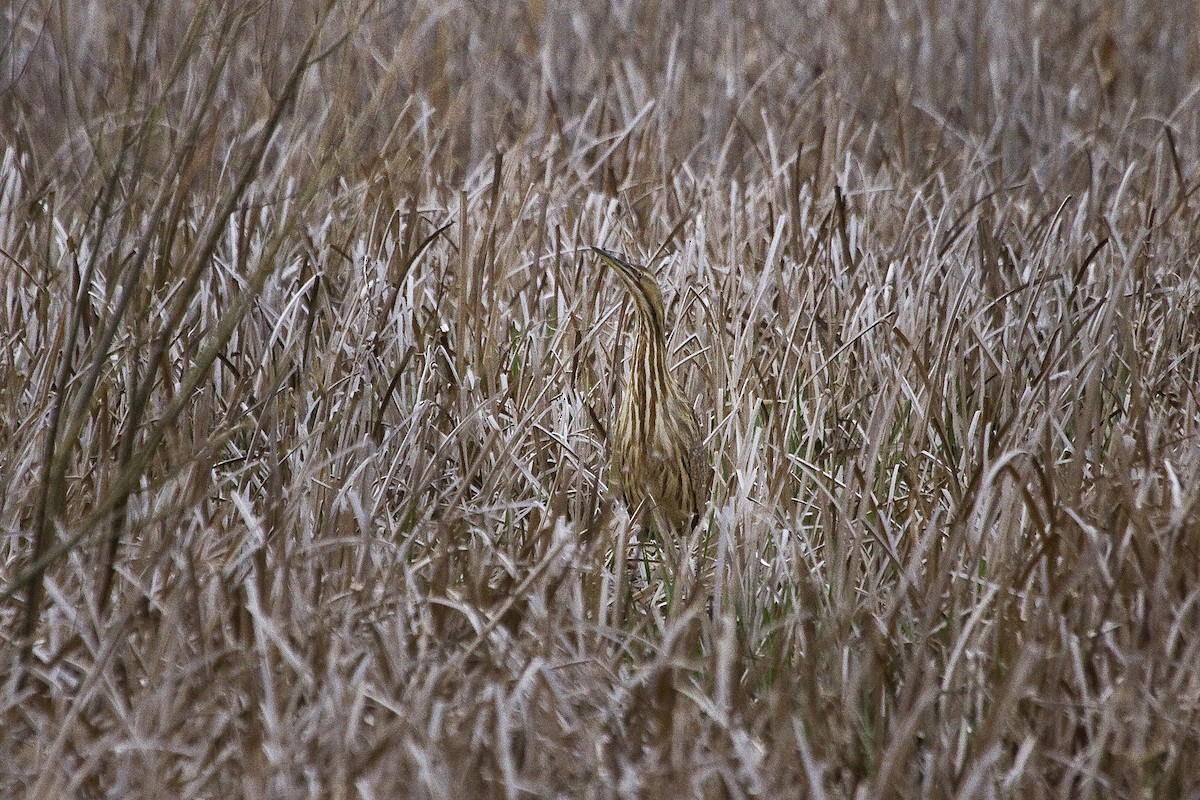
628 320 672 409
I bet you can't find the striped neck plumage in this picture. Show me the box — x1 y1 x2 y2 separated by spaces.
628 315 673 415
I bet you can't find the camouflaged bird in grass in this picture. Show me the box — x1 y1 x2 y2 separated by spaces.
591 247 710 534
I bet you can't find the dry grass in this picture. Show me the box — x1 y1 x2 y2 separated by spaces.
3 1 1200 797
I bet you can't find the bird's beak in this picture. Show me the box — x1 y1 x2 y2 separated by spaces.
590 246 622 264
591 246 637 281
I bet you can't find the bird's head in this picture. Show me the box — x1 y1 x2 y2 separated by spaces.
591 247 666 333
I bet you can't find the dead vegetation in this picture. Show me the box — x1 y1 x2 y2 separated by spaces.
3 1 1200 797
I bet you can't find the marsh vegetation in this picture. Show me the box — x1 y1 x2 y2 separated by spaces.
3 2 1200 796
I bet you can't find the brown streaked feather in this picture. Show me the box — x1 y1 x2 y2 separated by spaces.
592 247 710 532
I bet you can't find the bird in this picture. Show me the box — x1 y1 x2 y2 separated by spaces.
590 246 710 536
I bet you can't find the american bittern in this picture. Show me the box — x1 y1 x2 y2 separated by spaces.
591 247 710 533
